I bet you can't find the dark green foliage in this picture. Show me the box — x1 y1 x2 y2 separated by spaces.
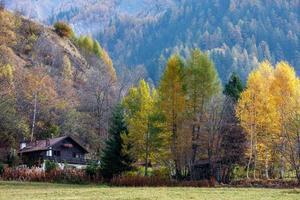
224 73 244 102
85 162 100 177
7 150 19 167
39 123 60 140
100 104 132 179
0 163 4 176
54 21 74 38
45 160 58 173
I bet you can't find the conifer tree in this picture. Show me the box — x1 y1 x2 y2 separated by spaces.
224 72 243 102
100 104 132 179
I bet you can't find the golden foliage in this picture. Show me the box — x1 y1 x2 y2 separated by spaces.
237 60 300 178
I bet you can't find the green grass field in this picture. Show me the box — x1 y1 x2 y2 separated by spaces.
0 181 299 200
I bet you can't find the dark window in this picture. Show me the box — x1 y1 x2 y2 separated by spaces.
54 151 61 157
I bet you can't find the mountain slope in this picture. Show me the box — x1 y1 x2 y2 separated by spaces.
6 0 300 84
0 9 116 153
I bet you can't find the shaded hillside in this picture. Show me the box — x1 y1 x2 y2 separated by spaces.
0 9 117 157
100 0 300 83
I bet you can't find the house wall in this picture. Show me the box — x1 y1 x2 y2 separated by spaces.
46 138 86 164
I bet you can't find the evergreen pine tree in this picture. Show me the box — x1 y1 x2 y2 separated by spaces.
224 72 244 102
100 104 132 179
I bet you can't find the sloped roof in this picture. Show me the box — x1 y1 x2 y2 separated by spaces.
19 136 88 153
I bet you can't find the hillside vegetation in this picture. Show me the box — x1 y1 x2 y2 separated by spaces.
0 9 117 158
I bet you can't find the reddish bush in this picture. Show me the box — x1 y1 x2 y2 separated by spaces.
0 167 102 184
1 168 46 182
110 176 169 187
110 175 211 187
231 179 300 188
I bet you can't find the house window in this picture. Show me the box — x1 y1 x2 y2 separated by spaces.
72 152 80 158
53 151 61 157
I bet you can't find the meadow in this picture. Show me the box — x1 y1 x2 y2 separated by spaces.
0 181 299 200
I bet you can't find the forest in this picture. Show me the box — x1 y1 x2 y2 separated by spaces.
6 0 300 85
99 0 300 84
0 3 300 186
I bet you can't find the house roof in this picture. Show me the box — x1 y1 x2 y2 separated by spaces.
19 136 89 154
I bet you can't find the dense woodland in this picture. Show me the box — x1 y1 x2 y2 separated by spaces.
7 0 300 85
0 3 300 184
99 0 300 84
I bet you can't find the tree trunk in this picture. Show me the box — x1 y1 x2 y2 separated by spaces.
253 132 258 179
31 93 37 142
280 142 285 179
253 153 256 179
144 121 150 176
265 146 269 179
297 133 300 184
246 129 254 179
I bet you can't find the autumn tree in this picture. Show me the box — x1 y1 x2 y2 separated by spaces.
0 64 29 150
123 80 159 176
185 49 221 166
285 87 300 183
237 61 279 179
270 61 300 180
77 35 116 81
158 54 187 178
15 66 58 141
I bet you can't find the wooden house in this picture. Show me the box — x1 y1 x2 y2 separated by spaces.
19 136 89 169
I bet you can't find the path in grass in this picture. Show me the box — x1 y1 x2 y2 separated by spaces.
0 181 299 200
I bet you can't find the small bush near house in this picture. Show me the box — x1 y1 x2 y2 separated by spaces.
54 22 74 38
152 167 170 179
85 162 101 181
44 160 58 173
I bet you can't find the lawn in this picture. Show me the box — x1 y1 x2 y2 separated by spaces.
0 181 299 200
